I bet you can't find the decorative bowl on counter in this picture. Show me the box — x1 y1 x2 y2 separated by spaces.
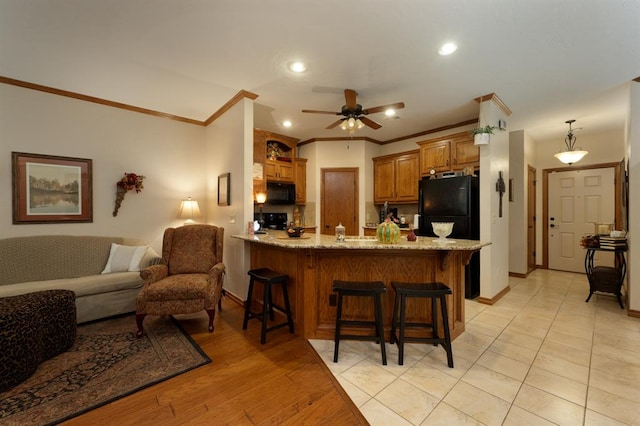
286 226 305 238
432 222 454 241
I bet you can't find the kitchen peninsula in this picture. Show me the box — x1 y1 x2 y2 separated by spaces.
233 232 490 341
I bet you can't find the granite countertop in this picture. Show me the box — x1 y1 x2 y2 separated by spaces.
232 231 490 251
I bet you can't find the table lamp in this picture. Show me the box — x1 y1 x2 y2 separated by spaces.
179 197 201 225
255 191 267 234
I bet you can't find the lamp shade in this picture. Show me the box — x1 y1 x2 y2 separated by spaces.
554 150 588 165
255 191 267 204
179 197 201 224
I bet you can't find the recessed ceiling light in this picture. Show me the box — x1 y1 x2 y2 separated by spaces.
384 108 396 117
438 42 457 56
288 62 306 73
282 120 292 128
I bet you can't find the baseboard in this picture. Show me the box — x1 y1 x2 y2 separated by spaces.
628 309 640 318
221 290 244 307
509 272 527 278
476 285 511 305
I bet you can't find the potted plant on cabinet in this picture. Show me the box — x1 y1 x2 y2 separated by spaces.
470 125 496 145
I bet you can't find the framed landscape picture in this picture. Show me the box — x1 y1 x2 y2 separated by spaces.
12 152 93 224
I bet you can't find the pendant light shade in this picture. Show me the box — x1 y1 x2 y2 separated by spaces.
554 120 588 165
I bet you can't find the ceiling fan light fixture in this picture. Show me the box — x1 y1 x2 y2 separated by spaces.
554 119 588 165
347 117 356 128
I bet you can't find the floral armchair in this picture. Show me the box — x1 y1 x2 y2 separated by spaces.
135 225 225 338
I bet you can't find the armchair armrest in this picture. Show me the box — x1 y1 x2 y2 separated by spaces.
140 264 168 283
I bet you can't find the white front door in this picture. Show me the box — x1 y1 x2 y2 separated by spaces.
548 167 615 273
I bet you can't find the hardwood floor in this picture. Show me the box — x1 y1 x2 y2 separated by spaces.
63 299 367 425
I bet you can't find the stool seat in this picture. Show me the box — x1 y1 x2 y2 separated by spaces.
332 280 387 365
248 268 288 283
243 268 294 344
390 281 453 367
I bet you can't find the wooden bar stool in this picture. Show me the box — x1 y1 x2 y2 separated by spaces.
390 281 453 367
332 280 387 365
242 268 294 344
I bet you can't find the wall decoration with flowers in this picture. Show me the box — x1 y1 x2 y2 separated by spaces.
113 172 144 216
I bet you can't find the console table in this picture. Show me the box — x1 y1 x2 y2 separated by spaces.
584 247 626 308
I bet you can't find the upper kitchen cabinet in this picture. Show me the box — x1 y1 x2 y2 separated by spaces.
254 129 299 184
373 150 420 204
417 131 479 176
294 158 307 205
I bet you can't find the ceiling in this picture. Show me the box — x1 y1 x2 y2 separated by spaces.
1 0 639 144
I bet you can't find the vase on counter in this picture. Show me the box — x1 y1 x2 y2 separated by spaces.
406 225 417 242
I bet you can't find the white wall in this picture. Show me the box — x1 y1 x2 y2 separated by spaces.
509 130 526 274
0 84 206 251
204 99 253 300
627 80 640 312
478 99 510 299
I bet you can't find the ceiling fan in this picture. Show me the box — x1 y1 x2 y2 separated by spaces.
302 89 405 131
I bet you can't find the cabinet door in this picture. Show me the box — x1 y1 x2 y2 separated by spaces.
452 137 479 170
265 160 294 182
394 152 419 203
373 157 396 203
420 140 450 174
295 158 307 204
264 161 278 180
278 162 294 182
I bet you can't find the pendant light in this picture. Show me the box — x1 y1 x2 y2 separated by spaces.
554 119 588 165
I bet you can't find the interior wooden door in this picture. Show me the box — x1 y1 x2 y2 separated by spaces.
320 168 358 236
527 165 537 273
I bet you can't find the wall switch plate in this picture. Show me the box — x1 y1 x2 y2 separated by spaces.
229 215 236 224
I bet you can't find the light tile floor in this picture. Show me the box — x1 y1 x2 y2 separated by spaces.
310 269 640 425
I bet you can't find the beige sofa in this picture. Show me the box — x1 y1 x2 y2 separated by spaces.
0 235 159 323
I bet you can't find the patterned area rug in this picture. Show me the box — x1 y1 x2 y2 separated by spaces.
0 314 210 425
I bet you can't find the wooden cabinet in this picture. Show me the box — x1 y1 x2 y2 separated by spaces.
253 129 299 183
419 140 451 174
253 129 307 201
265 159 294 182
373 150 420 204
294 158 307 205
418 131 479 176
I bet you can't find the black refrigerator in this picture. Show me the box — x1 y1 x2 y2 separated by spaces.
418 175 480 299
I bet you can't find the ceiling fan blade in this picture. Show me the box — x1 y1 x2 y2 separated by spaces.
344 89 357 110
302 109 340 115
360 116 382 129
326 119 344 129
362 102 405 115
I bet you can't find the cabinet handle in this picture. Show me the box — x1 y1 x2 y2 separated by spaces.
446 159 449 166
453 158 457 165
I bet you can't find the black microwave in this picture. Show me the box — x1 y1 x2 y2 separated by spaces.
266 182 296 205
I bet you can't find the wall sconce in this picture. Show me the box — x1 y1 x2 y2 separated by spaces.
179 197 201 225
255 191 267 234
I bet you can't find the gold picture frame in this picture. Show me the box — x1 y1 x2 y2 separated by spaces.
218 173 230 206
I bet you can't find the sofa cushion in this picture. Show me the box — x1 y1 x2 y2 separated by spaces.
101 243 147 274
0 272 144 299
